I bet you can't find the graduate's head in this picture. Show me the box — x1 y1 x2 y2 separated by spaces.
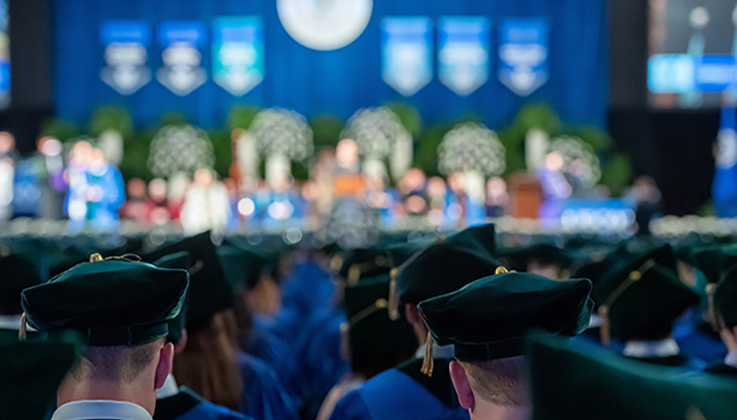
597 260 699 344
394 224 497 331
20 256 188 415
142 233 244 411
418 270 593 419
344 274 418 379
450 357 529 409
63 338 170 392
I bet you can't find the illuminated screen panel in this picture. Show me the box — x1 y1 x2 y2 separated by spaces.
648 0 737 109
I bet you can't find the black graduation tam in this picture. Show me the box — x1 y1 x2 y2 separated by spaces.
593 244 677 306
21 256 188 346
418 270 592 368
501 243 571 271
599 261 699 343
152 251 191 346
395 224 497 311
0 333 81 420
715 263 737 329
143 232 233 328
338 248 393 284
344 274 418 375
692 244 737 285
217 243 271 290
0 253 43 316
528 335 737 420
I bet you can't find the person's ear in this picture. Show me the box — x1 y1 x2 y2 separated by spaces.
449 360 475 411
174 330 188 355
405 304 420 325
154 342 175 390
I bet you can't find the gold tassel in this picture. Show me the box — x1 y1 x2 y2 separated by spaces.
495 266 509 275
388 268 400 321
90 253 141 263
598 306 611 347
18 313 27 341
597 259 653 347
421 331 435 377
706 283 719 331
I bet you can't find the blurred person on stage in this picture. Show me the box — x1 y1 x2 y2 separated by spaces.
426 176 447 227
624 176 662 236
65 142 125 232
181 168 231 234
485 177 509 218
361 160 398 228
537 151 572 227
121 177 153 222
148 178 173 225
397 168 429 222
0 130 15 221
35 136 66 219
443 171 469 229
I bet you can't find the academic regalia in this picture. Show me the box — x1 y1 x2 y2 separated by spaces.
280 259 335 322
0 333 80 420
528 335 737 420
412 270 593 420
155 387 252 420
239 351 300 420
297 308 351 420
21 255 189 420
593 247 701 367
328 358 469 420
247 314 302 403
673 313 728 363
317 377 365 420
0 253 43 329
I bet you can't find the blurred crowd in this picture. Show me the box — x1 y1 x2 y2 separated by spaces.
0 132 667 236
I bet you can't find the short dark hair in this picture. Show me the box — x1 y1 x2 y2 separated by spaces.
69 338 164 383
460 356 529 406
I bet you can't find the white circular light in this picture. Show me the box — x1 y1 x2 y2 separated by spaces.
277 0 373 51
238 198 256 218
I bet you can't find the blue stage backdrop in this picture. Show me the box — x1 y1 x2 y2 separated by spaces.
53 0 607 129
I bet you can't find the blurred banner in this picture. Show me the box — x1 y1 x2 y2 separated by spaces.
437 17 490 96
100 21 152 95
156 21 208 96
381 17 433 97
498 17 549 97
713 103 737 218
212 17 264 96
54 0 608 128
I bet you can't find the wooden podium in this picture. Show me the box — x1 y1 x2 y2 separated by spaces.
507 172 544 219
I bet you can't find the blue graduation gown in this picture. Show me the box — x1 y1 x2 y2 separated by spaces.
674 320 728 364
154 387 251 420
239 352 300 420
297 308 350 419
328 358 469 420
246 320 302 406
280 260 335 321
